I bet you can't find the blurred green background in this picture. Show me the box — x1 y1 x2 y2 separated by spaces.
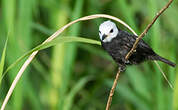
0 0 178 110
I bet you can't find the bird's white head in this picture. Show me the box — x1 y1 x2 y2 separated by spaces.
99 20 119 43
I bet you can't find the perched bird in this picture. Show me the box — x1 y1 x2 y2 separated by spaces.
99 20 176 71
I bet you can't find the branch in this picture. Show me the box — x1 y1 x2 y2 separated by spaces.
105 69 121 110
106 0 173 110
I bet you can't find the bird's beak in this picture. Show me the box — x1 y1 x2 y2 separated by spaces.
102 34 108 40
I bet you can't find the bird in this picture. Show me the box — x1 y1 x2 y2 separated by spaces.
99 20 176 71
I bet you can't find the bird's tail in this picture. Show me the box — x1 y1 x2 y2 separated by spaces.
153 55 176 67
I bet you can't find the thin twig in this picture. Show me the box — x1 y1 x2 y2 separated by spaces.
154 61 174 90
105 69 120 110
0 14 135 110
106 0 173 110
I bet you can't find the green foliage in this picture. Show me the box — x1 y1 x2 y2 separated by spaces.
0 38 8 85
2 37 100 79
0 0 177 110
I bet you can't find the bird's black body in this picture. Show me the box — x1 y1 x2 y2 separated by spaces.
101 29 176 71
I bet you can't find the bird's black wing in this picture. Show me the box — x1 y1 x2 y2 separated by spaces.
118 30 156 64
119 31 176 67
119 30 155 55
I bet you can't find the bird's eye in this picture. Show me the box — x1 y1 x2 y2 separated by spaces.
110 29 113 33
99 31 101 34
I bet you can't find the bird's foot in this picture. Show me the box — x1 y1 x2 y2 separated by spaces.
118 65 126 72
124 60 130 64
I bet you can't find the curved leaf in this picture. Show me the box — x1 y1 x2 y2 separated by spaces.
2 37 100 79
0 38 8 85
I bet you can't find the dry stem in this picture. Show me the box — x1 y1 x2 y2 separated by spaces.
105 69 120 110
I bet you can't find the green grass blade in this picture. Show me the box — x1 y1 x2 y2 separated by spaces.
25 81 42 110
116 0 138 32
117 83 150 110
63 77 91 110
78 44 112 61
0 38 8 85
173 68 178 110
126 66 150 101
148 1 163 110
106 80 150 110
41 37 101 51
57 0 84 109
2 37 100 80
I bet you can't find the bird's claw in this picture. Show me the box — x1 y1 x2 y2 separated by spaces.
118 65 126 72
124 60 130 64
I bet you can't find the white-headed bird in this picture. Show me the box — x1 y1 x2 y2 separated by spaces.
99 20 176 71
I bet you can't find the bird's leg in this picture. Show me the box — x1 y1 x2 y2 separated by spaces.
118 63 126 72
124 60 130 64
121 57 130 64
